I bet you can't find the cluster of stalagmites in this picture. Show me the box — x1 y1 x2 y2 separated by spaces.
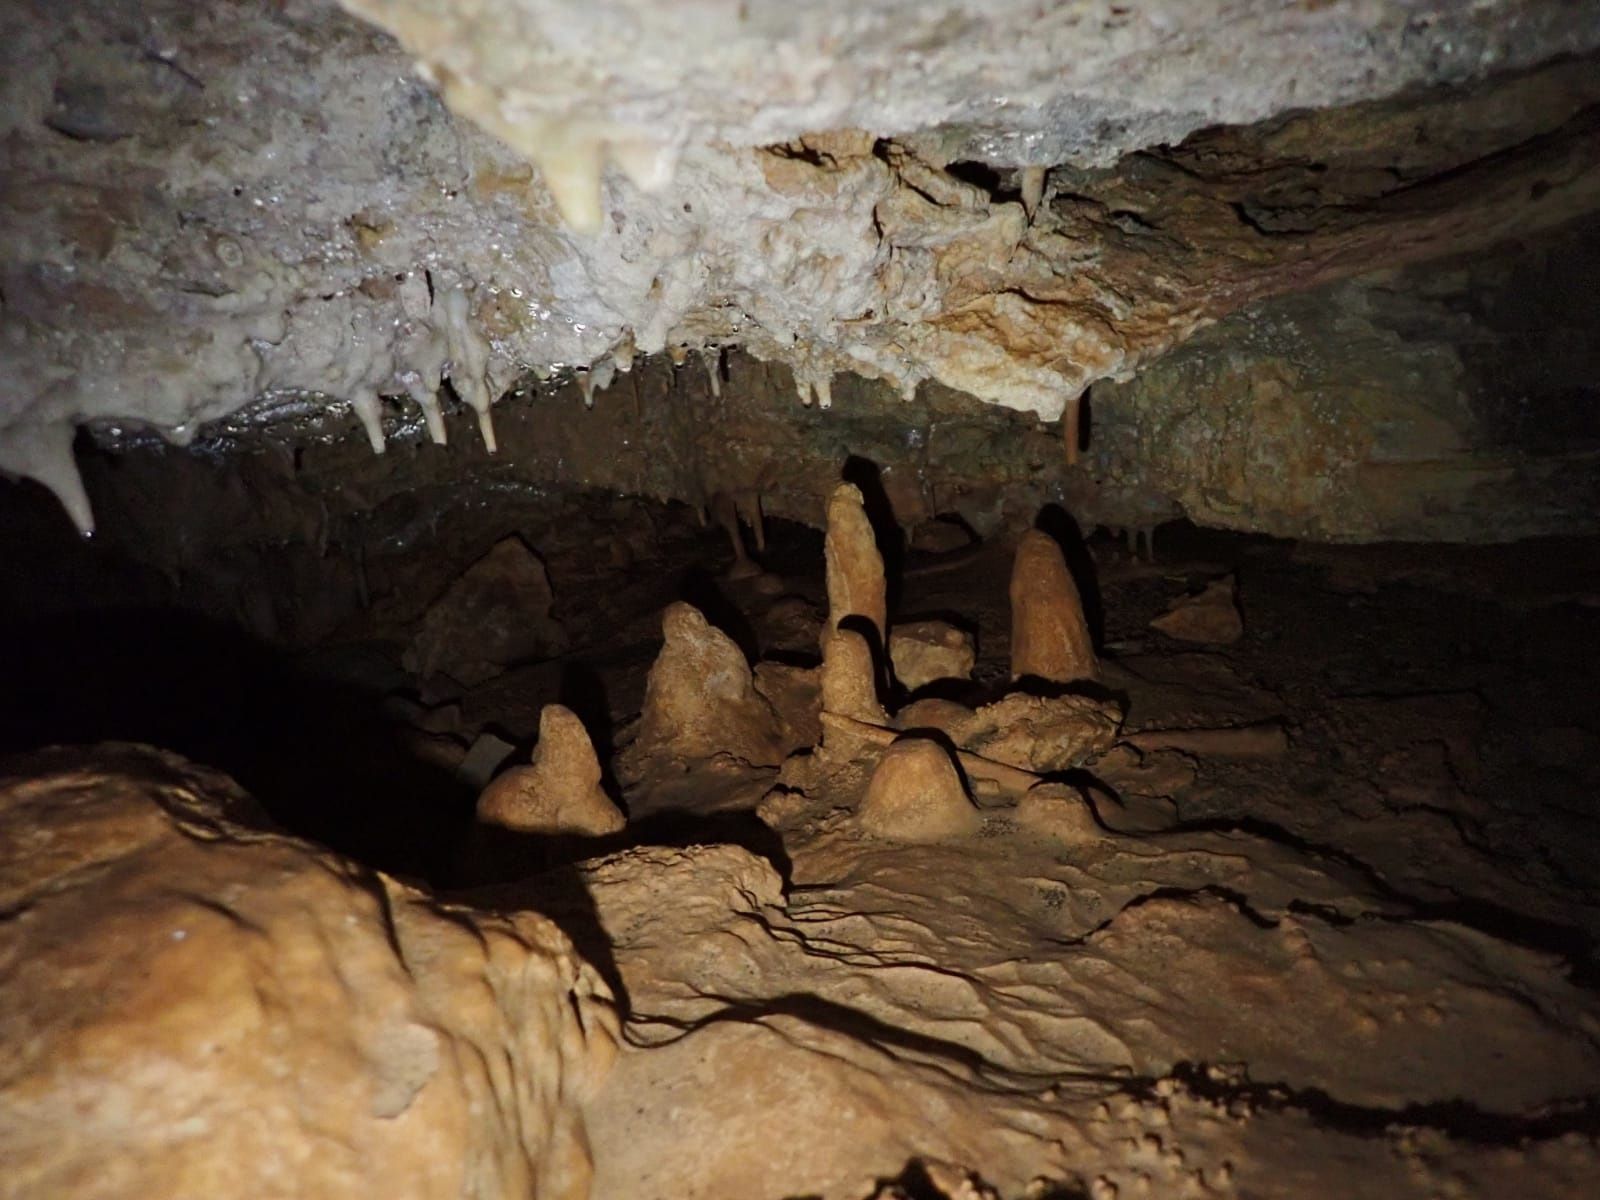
542 479 1120 849
463 476 1122 854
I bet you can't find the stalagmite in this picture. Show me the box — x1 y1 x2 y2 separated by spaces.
1009 529 1097 683
857 736 984 842
0 419 93 537
477 704 625 836
1015 781 1104 846
821 626 885 724
823 482 887 644
633 602 784 767
351 389 386 455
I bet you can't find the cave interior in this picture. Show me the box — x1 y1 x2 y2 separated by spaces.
3 2 1600 1198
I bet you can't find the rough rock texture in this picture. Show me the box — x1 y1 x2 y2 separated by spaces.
954 693 1121 774
405 535 566 686
1014 781 1104 846
476 704 624 835
0 744 617 1200
820 626 886 725
1009 530 1098 684
888 620 975 691
631 602 784 767
857 737 983 843
1150 575 1244 645
527 818 1600 1199
6 0 1599 540
823 483 887 642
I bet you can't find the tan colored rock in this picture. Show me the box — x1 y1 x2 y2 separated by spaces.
1009 529 1097 683
634 602 784 767
889 619 976 690
1015 782 1105 847
821 626 886 723
858 737 983 842
404 536 567 686
894 697 976 737
824 483 887 642
1150 574 1244 644
477 704 625 836
956 693 1121 773
0 744 617 1200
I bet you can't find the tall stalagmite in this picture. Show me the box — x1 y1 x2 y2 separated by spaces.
823 483 887 644
1009 529 1097 683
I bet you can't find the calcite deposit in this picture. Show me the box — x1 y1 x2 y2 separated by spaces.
477 704 625 836
856 736 984 843
1009 529 1098 684
630 601 784 768
824 482 888 643
6 0 1596 541
0 744 617 1200
820 626 887 725
6 1 1600 1197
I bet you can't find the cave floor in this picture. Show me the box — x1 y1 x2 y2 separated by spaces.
447 519 1600 1198
7 494 1600 1198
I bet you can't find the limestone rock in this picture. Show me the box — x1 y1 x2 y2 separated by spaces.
1015 782 1105 846
858 737 983 842
1150 575 1245 644
889 620 976 690
824 483 887 642
0 744 617 1200
405 536 567 687
754 661 824 753
956 693 1121 773
478 705 625 836
893 697 976 738
1009 530 1097 683
821 626 886 723
633 602 784 767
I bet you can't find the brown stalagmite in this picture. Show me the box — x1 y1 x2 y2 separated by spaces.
634 602 784 766
477 704 625 836
823 483 886 643
820 626 886 723
857 736 984 842
1009 529 1097 683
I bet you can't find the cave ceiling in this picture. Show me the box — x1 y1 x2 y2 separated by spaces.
2 0 1599 535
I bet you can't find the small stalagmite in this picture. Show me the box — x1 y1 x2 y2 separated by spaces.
634 602 784 766
823 483 887 643
1009 529 1097 683
477 704 625 836
821 626 886 724
857 736 984 843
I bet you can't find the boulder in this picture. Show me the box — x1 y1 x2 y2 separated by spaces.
0 744 617 1200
